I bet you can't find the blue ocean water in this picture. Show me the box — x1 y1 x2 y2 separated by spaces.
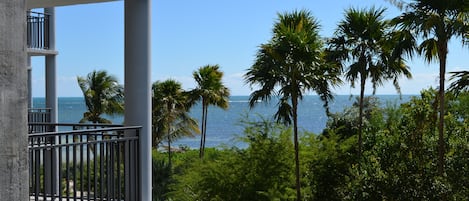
33 95 413 148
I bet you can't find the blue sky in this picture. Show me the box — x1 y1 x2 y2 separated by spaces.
31 0 468 97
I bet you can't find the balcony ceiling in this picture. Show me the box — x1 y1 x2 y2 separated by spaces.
27 0 120 9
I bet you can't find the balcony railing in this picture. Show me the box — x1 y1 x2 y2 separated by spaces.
28 124 141 201
28 108 52 133
27 11 50 50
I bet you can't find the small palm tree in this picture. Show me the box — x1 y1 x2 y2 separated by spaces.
328 7 412 158
190 65 230 159
245 10 341 201
391 0 469 175
77 70 124 123
152 79 199 165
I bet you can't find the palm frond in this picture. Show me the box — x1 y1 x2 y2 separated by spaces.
449 71 469 95
77 70 123 123
417 38 438 63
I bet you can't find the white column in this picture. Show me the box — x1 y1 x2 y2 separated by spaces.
124 0 152 200
45 7 57 125
44 7 59 196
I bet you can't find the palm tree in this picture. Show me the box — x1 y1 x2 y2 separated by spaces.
327 7 412 159
391 0 469 175
191 65 230 159
245 10 341 201
152 79 199 166
77 70 124 123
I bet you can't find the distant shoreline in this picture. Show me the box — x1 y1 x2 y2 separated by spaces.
33 94 420 99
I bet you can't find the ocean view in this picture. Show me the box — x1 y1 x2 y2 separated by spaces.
33 95 414 148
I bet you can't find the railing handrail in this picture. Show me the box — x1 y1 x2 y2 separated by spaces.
28 122 124 127
28 125 142 138
29 136 140 150
28 11 50 16
28 107 52 110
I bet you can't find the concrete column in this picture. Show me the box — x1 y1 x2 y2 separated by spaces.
124 0 152 200
0 1 29 200
45 7 57 125
44 7 59 196
27 56 32 108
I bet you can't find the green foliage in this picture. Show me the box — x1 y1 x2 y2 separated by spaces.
308 89 469 200
304 132 356 201
152 150 172 201
168 119 296 201
149 90 469 201
323 96 380 141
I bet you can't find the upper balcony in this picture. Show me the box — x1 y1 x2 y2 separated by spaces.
27 11 58 56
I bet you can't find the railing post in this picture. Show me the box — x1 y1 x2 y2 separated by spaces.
124 128 139 201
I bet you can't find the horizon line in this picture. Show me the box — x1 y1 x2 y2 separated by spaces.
32 94 420 98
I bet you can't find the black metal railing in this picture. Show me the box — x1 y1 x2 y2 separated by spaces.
28 108 52 133
27 11 50 49
28 122 126 134
29 124 141 201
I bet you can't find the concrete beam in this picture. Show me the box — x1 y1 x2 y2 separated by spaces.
27 0 120 9
27 49 59 56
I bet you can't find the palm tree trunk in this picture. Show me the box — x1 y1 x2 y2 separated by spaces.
356 72 366 201
168 127 172 168
358 74 366 160
437 43 447 177
292 96 301 201
202 105 208 157
199 100 206 158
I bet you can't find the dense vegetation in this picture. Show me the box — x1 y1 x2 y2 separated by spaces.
152 89 469 200
148 2 468 199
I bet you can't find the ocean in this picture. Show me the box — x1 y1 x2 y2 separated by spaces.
33 95 413 148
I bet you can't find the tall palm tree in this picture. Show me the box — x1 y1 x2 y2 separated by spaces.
245 10 342 201
152 79 199 166
391 0 469 175
77 70 124 123
191 65 230 159
328 7 412 159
